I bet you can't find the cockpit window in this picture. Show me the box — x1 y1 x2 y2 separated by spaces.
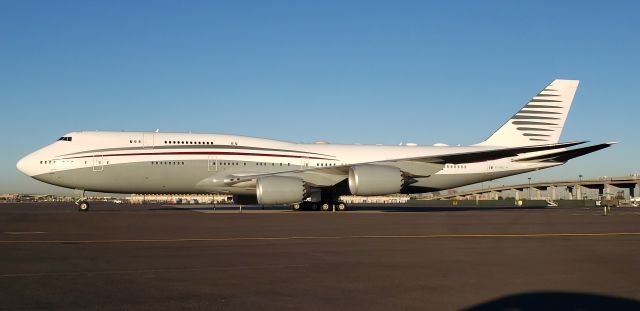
57 137 72 142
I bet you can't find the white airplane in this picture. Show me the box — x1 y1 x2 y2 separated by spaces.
17 79 614 211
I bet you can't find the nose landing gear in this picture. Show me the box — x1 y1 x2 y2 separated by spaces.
75 190 89 212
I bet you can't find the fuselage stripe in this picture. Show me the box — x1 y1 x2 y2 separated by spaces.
60 145 334 158
61 151 336 161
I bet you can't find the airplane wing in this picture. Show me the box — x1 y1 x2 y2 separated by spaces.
222 141 589 187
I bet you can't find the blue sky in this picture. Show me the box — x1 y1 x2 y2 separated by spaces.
1 0 638 194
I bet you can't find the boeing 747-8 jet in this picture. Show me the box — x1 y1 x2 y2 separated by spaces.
17 80 614 211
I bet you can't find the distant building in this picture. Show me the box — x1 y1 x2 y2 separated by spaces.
0 194 18 201
126 194 233 204
340 195 410 204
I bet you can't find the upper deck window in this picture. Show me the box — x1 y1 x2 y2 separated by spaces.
57 137 72 142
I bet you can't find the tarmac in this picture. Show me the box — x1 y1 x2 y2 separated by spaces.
1 202 640 310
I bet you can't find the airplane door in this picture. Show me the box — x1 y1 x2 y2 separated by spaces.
208 155 218 171
143 133 154 149
301 157 309 169
50 160 58 172
93 155 104 172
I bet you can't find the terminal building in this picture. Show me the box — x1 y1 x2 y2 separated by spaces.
340 195 410 204
125 194 233 204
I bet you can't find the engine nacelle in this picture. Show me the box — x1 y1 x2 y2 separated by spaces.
256 176 307 205
348 165 403 196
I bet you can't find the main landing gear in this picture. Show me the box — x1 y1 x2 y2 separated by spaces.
291 201 347 212
75 190 90 212
291 202 318 211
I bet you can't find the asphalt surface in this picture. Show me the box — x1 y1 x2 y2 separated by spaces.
1 202 640 310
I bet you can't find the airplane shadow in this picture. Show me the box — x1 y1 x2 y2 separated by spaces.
464 291 640 311
344 204 547 213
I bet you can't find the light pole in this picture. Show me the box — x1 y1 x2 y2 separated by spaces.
528 177 532 200
579 175 583 199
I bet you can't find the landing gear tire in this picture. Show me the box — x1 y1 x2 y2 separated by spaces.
336 203 347 211
320 203 331 212
78 201 90 212
310 203 319 211
292 202 321 211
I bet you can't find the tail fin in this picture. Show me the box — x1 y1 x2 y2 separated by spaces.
476 79 579 147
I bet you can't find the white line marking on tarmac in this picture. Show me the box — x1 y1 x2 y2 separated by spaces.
1 232 639 244
3 232 47 235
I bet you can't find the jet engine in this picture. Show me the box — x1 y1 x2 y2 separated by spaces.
256 176 308 205
348 165 404 196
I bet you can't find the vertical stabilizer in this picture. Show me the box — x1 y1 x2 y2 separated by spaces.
476 79 579 147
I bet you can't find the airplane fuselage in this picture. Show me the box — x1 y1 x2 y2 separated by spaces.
17 131 557 195
16 80 614 212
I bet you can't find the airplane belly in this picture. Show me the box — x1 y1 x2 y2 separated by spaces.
33 161 214 194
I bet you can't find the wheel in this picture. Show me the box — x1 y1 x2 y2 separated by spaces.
78 201 90 212
320 203 331 211
336 203 347 211
291 203 302 211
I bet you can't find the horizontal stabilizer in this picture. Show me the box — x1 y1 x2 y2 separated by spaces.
515 142 616 163
420 141 587 164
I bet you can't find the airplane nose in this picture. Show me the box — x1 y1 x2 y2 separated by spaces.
16 155 33 176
